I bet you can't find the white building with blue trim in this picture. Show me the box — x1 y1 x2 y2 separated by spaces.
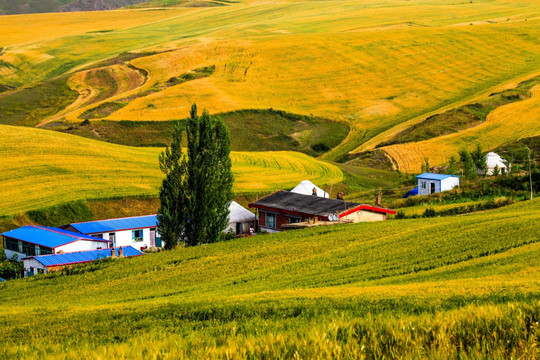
61 215 161 250
416 173 460 196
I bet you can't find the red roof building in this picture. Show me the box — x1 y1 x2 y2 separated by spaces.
249 191 395 232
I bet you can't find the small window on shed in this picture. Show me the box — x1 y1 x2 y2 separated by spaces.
132 230 143 242
421 181 426 189
266 213 276 229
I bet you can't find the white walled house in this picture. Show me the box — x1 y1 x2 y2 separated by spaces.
62 215 160 250
1 225 109 261
416 173 460 196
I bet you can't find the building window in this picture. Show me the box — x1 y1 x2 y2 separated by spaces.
92 233 103 239
289 217 301 224
39 246 53 255
266 213 276 229
22 242 36 256
421 181 426 189
4 237 19 252
132 230 143 242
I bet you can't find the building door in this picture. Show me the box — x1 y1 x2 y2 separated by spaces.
236 222 243 235
430 182 436 194
109 233 116 248
150 228 156 247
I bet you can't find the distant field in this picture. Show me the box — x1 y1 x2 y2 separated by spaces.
0 0 539 160
1 199 539 358
0 125 342 215
382 83 540 172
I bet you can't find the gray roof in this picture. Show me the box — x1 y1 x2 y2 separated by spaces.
249 191 360 217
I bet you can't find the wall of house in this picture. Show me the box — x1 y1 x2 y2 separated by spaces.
259 211 305 231
55 240 104 254
22 258 47 277
417 179 441 195
4 249 25 261
226 220 257 235
91 228 157 250
441 177 460 192
341 210 386 223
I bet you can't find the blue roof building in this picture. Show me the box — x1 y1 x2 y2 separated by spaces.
1 225 109 261
22 246 143 277
62 215 161 250
416 172 460 196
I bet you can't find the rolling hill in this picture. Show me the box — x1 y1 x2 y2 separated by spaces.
0 0 538 163
1 199 539 358
0 124 342 215
0 0 149 15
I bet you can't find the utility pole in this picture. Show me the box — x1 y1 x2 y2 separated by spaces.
528 147 533 200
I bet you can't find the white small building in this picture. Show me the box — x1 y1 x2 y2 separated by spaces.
227 201 256 235
62 215 160 250
416 173 460 196
290 180 329 198
484 152 508 175
1 225 109 261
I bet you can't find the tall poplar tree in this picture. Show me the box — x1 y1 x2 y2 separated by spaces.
184 104 233 246
158 104 233 248
157 121 187 249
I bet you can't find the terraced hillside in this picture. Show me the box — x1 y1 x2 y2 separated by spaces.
1 200 539 358
0 125 342 215
0 0 539 160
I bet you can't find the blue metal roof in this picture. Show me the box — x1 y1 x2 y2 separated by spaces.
69 215 158 234
28 246 143 267
1 226 108 249
416 173 459 181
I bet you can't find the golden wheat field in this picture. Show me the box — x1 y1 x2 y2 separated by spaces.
382 84 540 172
0 0 538 161
0 125 342 215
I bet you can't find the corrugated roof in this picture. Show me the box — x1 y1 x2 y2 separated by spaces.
28 246 143 267
249 191 362 217
68 215 158 234
416 173 459 181
0 226 108 249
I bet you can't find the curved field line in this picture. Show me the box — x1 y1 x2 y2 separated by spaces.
382 84 540 173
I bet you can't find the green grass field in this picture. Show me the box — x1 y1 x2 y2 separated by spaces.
0 124 342 215
1 199 539 358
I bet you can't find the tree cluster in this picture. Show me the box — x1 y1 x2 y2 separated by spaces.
157 104 233 248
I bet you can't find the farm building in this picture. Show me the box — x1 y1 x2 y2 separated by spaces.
484 152 508 175
1 225 109 261
290 180 329 198
416 173 460 196
249 191 395 232
22 246 142 277
227 201 257 235
62 215 160 250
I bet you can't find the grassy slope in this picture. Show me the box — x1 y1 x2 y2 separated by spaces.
382 83 540 172
1 199 539 358
0 124 342 215
0 1 539 159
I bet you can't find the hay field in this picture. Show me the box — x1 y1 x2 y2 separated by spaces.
1 199 539 358
0 125 342 215
0 0 539 159
382 84 540 172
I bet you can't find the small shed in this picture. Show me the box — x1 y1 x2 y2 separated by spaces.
227 201 256 235
484 152 508 175
290 180 329 198
22 246 142 277
416 173 460 196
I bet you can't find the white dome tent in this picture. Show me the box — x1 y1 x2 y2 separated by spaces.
290 180 329 198
227 201 257 235
485 152 508 175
